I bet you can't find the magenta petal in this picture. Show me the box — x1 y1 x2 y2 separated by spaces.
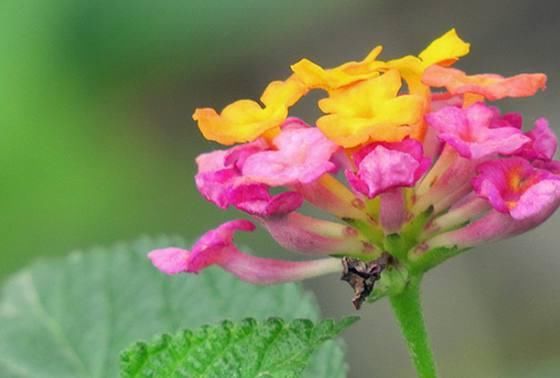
346 139 430 198
473 157 560 219
148 248 189 275
281 116 310 130
195 141 303 217
242 127 338 186
472 160 513 214
229 186 304 216
195 141 267 209
491 112 523 129
515 118 557 161
534 159 560 175
263 192 305 216
195 167 240 209
186 220 256 273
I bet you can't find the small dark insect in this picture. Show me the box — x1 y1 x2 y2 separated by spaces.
340 253 392 309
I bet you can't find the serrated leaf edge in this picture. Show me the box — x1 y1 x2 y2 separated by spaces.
120 316 359 376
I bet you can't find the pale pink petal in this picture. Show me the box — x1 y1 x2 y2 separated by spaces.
261 212 379 257
242 126 338 186
426 103 530 159
148 248 189 275
511 179 560 219
221 254 342 284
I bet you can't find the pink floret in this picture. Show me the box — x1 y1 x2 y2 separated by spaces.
472 157 560 220
346 138 430 198
242 122 338 186
195 139 303 217
426 103 530 159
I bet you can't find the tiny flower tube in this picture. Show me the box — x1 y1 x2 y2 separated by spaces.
421 123 444 161
148 220 341 284
260 212 381 257
422 65 547 101
380 189 408 234
429 182 473 214
346 138 430 199
242 120 338 186
415 202 560 253
415 145 458 197
413 148 476 214
472 157 560 220
294 174 371 221
425 196 490 235
425 103 530 160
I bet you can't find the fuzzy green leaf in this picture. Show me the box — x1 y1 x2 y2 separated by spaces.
0 236 350 378
121 317 357 378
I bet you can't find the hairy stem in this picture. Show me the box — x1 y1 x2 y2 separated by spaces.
389 275 437 378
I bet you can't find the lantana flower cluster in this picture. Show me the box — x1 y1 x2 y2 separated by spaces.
149 29 558 308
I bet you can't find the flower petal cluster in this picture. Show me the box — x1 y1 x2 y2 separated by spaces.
346 138 431 198
149 29 557 304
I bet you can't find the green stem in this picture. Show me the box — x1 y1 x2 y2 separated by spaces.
389 275 437 378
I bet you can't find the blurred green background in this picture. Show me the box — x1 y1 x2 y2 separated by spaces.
1 1 559 377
